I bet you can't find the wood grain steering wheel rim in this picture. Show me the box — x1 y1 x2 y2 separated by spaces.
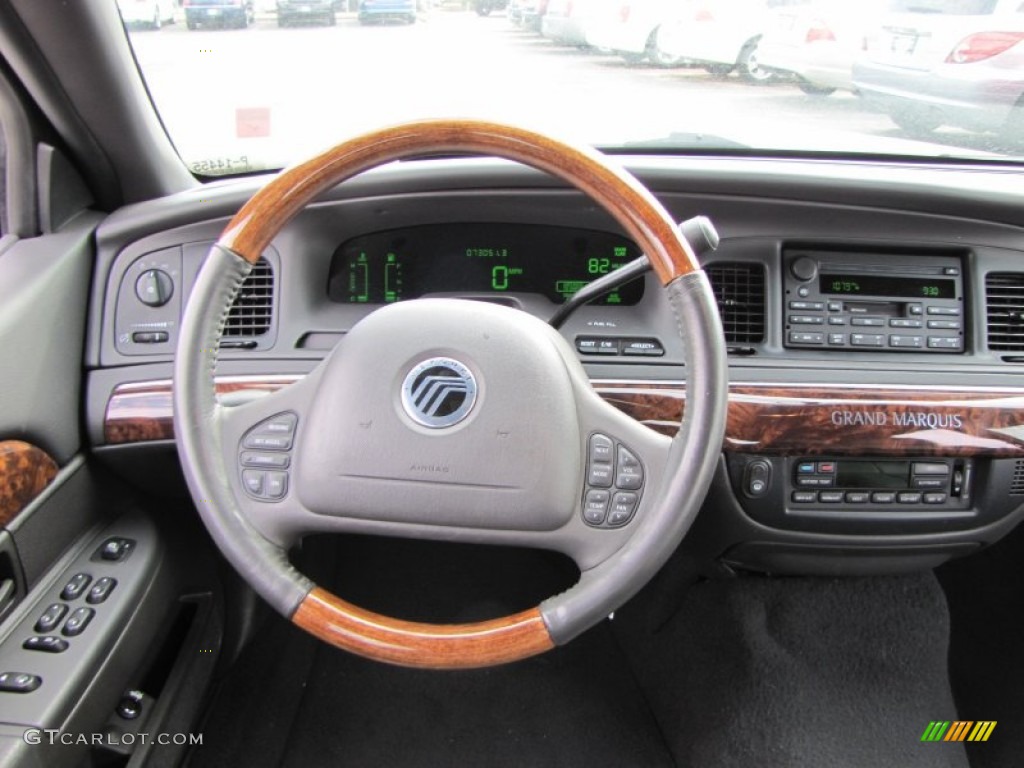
176 119 723 669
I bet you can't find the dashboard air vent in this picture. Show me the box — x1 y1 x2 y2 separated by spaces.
986 272 1024 352
705 262 766 344
224 258 273 338
1012 460 1024 495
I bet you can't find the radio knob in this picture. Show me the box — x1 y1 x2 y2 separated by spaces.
791 256 818 283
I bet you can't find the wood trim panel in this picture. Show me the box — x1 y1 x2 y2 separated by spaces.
0 441 58 525
219 119 698 285
105 376 1024 457
103 377 298 445
293 587 554 669
595 382 1024 457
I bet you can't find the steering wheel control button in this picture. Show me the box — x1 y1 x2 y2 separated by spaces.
588 464 614 488
0 673 42 692
265 472 288 500
589 434 614 464
583 490 611 525
607 492 639 527
401 357 478 429
60 574 92 601
241 452 290 469
615 447 644 490
97 537 135 562
34 604 69 634
239 412 298 502
23 636 69 653
242 470 266 497
62 608 95 637
86 577 117 605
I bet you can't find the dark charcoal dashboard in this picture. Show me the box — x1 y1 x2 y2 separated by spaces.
84 153 1024 576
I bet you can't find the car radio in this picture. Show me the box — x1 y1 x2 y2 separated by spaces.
782 249 965 352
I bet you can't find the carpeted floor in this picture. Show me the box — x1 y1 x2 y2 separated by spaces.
189 538 969 768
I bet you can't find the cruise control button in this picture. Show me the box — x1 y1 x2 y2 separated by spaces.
583 490 610 525
62 608 95 637
86 577 117 605
23 636 68 654
242 470 266 496
258 413 297 435
607 492 639 527
242 434 293 451
589 434 614 464
241 452 291 469
60 574 92 601
0 672 42 692
34 604 68 634
265 472 288 500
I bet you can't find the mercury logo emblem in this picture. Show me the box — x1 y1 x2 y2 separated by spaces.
401 357 478 429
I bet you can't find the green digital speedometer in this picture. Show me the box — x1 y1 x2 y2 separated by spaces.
327 223 643 305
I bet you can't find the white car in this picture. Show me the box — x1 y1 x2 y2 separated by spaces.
658 0 808 81
757 0 888 94
584 0 690 65
116 0 177 28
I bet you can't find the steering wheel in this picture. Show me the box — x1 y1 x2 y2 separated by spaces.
173 120 726 669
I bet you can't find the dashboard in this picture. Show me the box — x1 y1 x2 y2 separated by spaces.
84 154 1024 576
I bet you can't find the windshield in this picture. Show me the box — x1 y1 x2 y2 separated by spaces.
119 0 1024 175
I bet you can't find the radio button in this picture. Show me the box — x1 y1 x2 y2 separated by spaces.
898 492 923 504
818 491 844 503
828 317 846 326
790 315 824 325
851 317 885 327
927 320 961 330
789 301 824 311
889 335 924 349
944 267 960 276
845 492 870 504
908 303 923 316
871 492 897 504
923 492 948 504
827 301 843 312
927 306 961 316
789 332 824 345
828 333 847 346
851 334 885 347
889 318 923 329
927 337 962 350
792 491 817 503
913 462 950 476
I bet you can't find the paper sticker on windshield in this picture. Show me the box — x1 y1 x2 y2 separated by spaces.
236 108 270 138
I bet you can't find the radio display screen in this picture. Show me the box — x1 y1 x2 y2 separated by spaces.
327 223 643 305
836 461 910 489
820 274 956 299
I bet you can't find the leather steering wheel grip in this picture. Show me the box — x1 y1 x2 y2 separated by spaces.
174 119 726 669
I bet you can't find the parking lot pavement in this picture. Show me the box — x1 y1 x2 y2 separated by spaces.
126 10 993 173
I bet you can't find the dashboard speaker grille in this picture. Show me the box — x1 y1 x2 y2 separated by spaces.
1012 461 1024 495
986 272 1024 352
224 258 273 337
705 262 766 344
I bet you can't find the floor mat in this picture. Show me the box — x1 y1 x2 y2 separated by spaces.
614 571 969 768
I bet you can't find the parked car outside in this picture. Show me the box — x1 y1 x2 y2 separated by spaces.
658 0 809 81
116 0 177 28
359 0 418 23
584 0 688 65
277 0 338 25
854 0 1024 140
183 0 256 28
757 0 887 94
542 0 599 45
473 0 510 15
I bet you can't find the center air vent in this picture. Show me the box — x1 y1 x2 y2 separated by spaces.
705 263 766 344
224 258 274 337
1012 460 1024 495
985 272 1024 352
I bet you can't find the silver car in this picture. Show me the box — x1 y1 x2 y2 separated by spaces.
854 0 1024 140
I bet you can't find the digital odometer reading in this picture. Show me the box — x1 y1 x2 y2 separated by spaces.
820 274 956 299
327 224 644 305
